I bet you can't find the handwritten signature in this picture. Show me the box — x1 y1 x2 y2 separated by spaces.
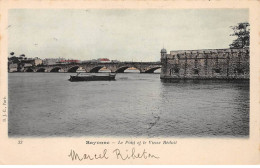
68 148 159 161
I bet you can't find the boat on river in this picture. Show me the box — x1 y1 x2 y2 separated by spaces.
69 72 116 82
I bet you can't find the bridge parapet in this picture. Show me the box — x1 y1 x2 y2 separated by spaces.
17 62 162 73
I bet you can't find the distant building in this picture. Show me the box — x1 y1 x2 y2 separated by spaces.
43 58 65 65
23 63 33 67
90 59 98 62
98 58 110 63
58 59 81 64
34 58 43 66
111 60 120 63
9 63 18 72
21 58 43 66
82 60 91 63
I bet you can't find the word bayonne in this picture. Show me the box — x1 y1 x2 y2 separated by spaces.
86 141 109 145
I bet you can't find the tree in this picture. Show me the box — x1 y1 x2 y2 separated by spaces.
9 56 20 64
229 22 250 49
8 52 20 63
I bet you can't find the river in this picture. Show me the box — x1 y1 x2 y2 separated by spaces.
8 71 249 137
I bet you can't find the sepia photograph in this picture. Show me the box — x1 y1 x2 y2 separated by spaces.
7 9 250 138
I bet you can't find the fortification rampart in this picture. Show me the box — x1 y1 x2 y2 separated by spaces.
160 48 249 80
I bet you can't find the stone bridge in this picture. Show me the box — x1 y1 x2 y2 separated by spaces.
23 62 162 73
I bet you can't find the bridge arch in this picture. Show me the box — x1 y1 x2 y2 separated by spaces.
115 66 129 73
90 66 104 73
116 66 142 73
68 66 80 72
144 67 161 73
125 67 141 73
36 68 46 72
98 67 111 73
25 68 34 72
50 67 62 72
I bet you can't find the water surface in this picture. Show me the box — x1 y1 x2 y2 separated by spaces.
8 72 249 137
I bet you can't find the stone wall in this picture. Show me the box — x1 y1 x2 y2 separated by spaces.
160 48 249 80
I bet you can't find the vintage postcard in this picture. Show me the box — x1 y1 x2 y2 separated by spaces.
0 0 259 165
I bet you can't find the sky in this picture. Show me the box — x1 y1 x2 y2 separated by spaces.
8 9 248 62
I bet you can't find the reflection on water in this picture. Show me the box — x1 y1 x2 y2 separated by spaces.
8 72 249 137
